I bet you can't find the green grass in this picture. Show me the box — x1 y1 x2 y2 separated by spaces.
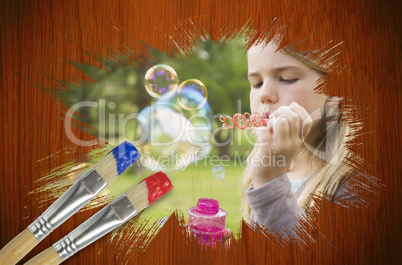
108 161 244 237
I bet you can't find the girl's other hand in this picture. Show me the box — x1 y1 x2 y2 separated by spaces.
222 228 233 242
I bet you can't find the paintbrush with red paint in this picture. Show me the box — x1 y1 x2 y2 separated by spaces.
25 171 173 265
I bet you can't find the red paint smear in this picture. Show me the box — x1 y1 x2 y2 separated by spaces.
142 171 173 205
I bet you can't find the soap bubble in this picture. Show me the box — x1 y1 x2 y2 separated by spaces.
136 93 213 171
158 216 169 227
145 64 179 98
212 165 225 180
177 79 207 110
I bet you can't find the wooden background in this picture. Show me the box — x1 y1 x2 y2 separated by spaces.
1 0 401 264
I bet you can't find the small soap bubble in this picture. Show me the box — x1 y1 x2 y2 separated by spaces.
145 64 179 98
177 79 208 110
158 216 169 227
212 165 225 180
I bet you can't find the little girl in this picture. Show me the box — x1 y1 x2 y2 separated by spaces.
226 40 355 238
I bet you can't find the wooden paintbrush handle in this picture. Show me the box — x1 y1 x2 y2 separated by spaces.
0 228 39 265
24 247 62 265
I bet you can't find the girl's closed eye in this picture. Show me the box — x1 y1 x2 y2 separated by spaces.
280 78 299 84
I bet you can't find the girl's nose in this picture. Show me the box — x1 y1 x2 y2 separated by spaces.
259 81 278 104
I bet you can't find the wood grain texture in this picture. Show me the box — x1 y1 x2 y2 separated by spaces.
1 0 400 264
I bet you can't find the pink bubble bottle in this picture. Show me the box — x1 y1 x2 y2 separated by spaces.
188 198 227 246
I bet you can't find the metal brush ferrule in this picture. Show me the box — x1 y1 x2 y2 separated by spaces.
53 194 137 261
28 168 107 241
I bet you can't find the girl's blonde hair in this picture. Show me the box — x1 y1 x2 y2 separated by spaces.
241 49 354 219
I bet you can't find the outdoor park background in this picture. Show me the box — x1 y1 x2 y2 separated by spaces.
62 37 255 236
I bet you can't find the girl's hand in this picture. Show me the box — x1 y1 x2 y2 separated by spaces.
250 102 313 188
222 229 233 242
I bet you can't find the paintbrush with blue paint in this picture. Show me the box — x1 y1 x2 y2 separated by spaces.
0 141 140 265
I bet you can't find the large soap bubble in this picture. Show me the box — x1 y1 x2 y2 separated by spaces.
136 94 213 171
176 79 208 110
144 64 179 98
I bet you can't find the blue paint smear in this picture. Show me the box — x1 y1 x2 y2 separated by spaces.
110 141 140 175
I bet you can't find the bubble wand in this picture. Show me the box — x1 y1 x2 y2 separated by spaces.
218 113 268 130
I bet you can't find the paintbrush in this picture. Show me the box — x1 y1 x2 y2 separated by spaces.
24 171 173 265
0 141 140 265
